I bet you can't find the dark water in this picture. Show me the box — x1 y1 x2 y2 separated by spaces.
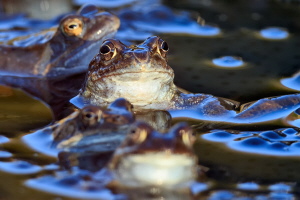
1 0 300 199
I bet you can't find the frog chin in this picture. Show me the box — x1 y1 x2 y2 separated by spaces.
85 71 177 108
114 152 197 188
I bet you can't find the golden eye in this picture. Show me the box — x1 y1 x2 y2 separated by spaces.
63 18 83 37
172 123 195 148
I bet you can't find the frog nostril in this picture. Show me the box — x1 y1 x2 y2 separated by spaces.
100 45 111 54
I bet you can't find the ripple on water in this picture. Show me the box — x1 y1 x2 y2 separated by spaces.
212 56 244 68
134 20 221 36
0 160 42 174
237 182 259 190
25 171 118 199
74 0 137 8
269 183 292 192
280 72 300 91
22 128 59 157
268 183 294 200
202 128 300 156
0 135 9 144
0 151 12 158
118 6 221 37
259 27 289 40
208 191 235 200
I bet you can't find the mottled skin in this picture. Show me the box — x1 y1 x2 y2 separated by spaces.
109 122 198 188
74 36 300 123
0 4 120 77
51 98 135 152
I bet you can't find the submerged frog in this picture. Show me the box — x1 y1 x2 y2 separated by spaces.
108 122 198 188
0 4 120 77
72 36 300 124
52 98 134 151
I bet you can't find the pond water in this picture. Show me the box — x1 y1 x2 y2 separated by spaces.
1 0 300 199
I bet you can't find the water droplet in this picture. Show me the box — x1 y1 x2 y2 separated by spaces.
212 56 244 68
259 27 289 40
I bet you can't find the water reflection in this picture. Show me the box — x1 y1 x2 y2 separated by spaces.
259 27 289 40
0 151 12 158
1 0 300 199
0 160 42 174
116 5 220 41
25 169 118 200
74 0 137 8
202 128 300 156
281 72 300 91
237 182 259 190
0 85 52 133
212 56 244 68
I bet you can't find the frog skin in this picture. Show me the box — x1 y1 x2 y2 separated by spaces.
51 98 135 153
72 36 300 124
0 4 120 78
108 122 198 188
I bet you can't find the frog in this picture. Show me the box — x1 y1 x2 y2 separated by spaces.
0 4 120 119
22 98 135 164
71 36 300 124
25 120 201 200
108 121 199 188
0 4 120 78
51 98 134 150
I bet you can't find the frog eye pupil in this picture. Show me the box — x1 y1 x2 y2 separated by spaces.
68 24 78 29
100 45 111 54
85 113 92 119
161 41 169 51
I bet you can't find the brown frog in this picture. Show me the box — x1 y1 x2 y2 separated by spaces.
0 4 120 77
108 122 198 188
72 36 300 124
23 98 135 170
53 98 134 151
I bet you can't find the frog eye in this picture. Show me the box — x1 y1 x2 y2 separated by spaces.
172 123 195 148
100 44 111 54
108 98 134 112
158 38 169 57
132 128 148 143
62 18 83 37
81 107 103 125
99 40 116 61
129 122 153 144
161 41 169 52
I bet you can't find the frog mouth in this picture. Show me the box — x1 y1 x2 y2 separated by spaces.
115 152 196 187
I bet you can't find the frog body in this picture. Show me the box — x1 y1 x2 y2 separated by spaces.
72 36 300 124
0 4 120 78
